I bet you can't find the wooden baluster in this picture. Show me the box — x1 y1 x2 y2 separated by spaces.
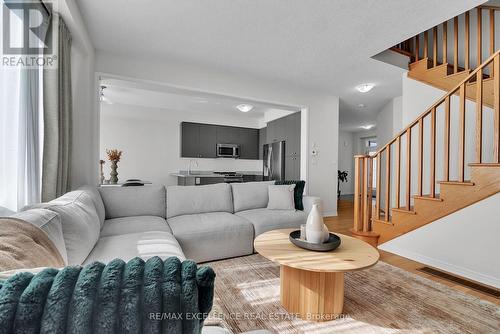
424 31 428 59
353 156 362 231
490 9 495 74
376 153 381 220
494 55 500 163
444 97 451 181
362 157 369 231
476 69 483 163
418 118 424 196
490 9 495 57
459 84 466 181
395 137 401 208
364 157 373 232
433 26 438 67
385 148 391 222
405 128 411 210
478 8 482 67
430 108 436 197
415 35 420 61
443 21 448 64
454 16 459 73
465 11 470 70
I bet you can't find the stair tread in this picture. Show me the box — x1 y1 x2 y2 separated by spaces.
445 70 471 79
413 195 443 202
468 163 500 167
392 207 417 215
439 181 475 186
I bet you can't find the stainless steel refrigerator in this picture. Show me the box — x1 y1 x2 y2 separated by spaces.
263 141 285 181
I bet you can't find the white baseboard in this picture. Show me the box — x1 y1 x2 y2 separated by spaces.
379 245 500 289
323 210 338 217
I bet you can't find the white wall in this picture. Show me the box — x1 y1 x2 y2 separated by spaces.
96 52 340 215
100 103 263 186
379 193 500 288
338 131 354 195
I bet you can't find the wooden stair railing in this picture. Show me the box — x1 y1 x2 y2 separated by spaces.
392 6 500 75
352 50 500 247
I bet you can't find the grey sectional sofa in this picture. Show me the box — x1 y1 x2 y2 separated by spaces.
5 181 320 334
19 181 321 266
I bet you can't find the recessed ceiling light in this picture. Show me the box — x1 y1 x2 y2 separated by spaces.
361 124 374 130
355 83 375 93
358 103 366 108
236 104 254 112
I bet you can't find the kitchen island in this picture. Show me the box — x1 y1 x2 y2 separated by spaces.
171 171 264 186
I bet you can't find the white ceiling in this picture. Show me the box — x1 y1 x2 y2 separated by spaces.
78 0 485 131
100 78 296 121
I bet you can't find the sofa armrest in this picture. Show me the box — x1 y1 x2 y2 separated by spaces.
303 196 322 214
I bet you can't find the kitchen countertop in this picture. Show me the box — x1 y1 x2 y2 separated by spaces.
170 171 262 178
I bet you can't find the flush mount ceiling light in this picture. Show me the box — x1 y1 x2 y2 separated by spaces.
355 83 375 93
236 104 254 112
361 124 374 130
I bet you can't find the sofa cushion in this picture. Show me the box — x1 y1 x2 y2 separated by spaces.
274 180 306 210
11 209 68 265
167 212 254 262
83 231 185 265
167 184 233 219
45 190 101 265
98 185 166 219
267 184 296 210
78 185 106 227
100 216 172 237
231 181 275 213
236 208 308 237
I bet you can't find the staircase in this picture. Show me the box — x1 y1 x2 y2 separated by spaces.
352 46 500 246
393 5 500 108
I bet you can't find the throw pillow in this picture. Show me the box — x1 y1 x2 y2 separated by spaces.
275 180 306 210
267 184 296 210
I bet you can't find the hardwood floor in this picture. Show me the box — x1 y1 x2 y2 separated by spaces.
324 199 500 306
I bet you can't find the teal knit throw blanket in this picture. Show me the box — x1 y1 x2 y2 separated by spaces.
0 257 216 334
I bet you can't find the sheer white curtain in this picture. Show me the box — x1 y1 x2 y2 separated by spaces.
0 4 44 211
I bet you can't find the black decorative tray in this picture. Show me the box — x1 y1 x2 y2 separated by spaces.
289 230 341 252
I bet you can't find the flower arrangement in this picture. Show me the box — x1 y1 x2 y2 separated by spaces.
106 149 122 162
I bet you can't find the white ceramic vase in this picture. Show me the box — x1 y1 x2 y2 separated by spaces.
306 203 325 244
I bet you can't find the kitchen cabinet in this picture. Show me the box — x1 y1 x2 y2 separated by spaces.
198 124 217 158
285 112 301 157
285 155 300 180
216 126 240 144
240 128 259 160
181 122 201 158
181 122 259 160
266 117 285 143
259 127 266 159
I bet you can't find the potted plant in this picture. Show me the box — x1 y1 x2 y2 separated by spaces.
337 170 348 197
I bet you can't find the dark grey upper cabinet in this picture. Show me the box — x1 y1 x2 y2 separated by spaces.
181 122 200 158
285 112 301 156
181 122 259 160
198 124 217 158
216 126 239 144
259 127 266 159
240 128 259 160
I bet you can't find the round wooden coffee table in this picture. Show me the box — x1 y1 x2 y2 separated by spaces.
254 228 379 322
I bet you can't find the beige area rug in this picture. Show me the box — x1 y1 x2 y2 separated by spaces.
205 255 499 334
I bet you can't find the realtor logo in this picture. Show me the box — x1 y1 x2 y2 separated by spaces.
2 0 56 67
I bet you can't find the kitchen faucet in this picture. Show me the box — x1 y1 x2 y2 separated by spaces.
188 159 199 175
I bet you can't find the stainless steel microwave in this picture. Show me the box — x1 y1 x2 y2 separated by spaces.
217 144 240 158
